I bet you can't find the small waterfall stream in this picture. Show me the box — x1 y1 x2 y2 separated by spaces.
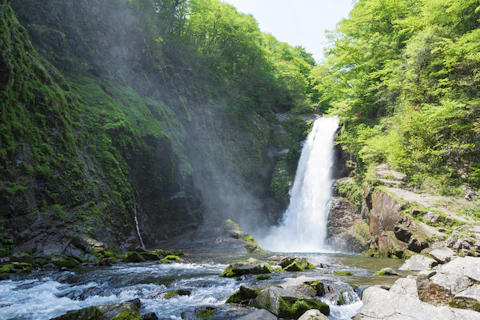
259 116 339 252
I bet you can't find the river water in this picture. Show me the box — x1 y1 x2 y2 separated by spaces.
0 253 404 319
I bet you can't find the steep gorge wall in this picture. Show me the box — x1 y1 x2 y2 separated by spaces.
1 0 302 255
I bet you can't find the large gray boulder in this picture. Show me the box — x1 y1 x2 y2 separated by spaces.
417 257 480 310
429 247 456 264
399 254 437 271
278 276 325 297
238 309 277 320
354 286 480 320
253 287 329 319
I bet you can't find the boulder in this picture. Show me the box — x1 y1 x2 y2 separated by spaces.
52 300 141 320
124 252 145 263
220 262 273 278
408 237 429 253
399 254 437 271
278 276 325 297
298 309 329 320
279 257 314 271
226 285 259 304
389 275 419 299
417 257 480 311
253 287 329 318
429 248 456 264
238 309 277 320
354 286 480 320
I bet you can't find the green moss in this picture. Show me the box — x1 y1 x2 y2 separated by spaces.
256 275 271 280
51 256 81 269
0 264 13 273
334 271 353 276
124 252 145 263
196 309 215 319
139 251 161 261
164 290 179 299
278 298 330 318
283 262 305 272
111 309 141 320
161 255 180 264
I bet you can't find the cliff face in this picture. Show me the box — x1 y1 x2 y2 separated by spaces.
1 0 303 255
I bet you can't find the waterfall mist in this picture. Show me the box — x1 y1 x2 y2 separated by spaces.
257 117 339 252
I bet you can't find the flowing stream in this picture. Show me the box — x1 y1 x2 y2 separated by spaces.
0 254 404 320
259 117 340 252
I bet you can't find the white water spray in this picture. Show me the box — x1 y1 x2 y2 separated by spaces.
258 117 339 252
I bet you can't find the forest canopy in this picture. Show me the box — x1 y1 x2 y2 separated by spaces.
312 0 480 193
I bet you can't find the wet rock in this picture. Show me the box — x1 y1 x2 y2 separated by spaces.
279 257 314 271
161 255 180 264
399 254 437 271
226 285 259 304
376 268 398 276
279 276 325 297
52 300 141 320
220 262 273 278
429 248 456 264
163 289 191 299
142 312 159 320
124 252 145 263
354 286 480 320
298 309 328 320
51 255 81 269
139 252 161 261
267 255 286 262
253 287 330 318
10 252 34 264
238 309 277 320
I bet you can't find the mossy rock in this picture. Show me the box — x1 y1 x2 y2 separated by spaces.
52 301 141 320
254 287 329 318
124 252 145 263
10 252 34 264
0 263 13 273
219 262 273 278
98 256 117 266
334 271 353 276
161 255 180 264
256 275 272 281
134 246 147 253
139 251 161 261
283 262 305 272
226 285 259 304
51 256 81 269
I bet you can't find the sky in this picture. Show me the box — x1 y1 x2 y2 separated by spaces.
221 0 354 62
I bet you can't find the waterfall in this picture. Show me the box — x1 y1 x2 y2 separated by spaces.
258 116 339 252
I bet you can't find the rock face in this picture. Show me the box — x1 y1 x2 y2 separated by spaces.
253 287 330 318
430 248 456 264
326 198 369 252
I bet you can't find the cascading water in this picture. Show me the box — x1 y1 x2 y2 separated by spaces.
259 116 339 252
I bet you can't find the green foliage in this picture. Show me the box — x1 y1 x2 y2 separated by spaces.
315 0 480 193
